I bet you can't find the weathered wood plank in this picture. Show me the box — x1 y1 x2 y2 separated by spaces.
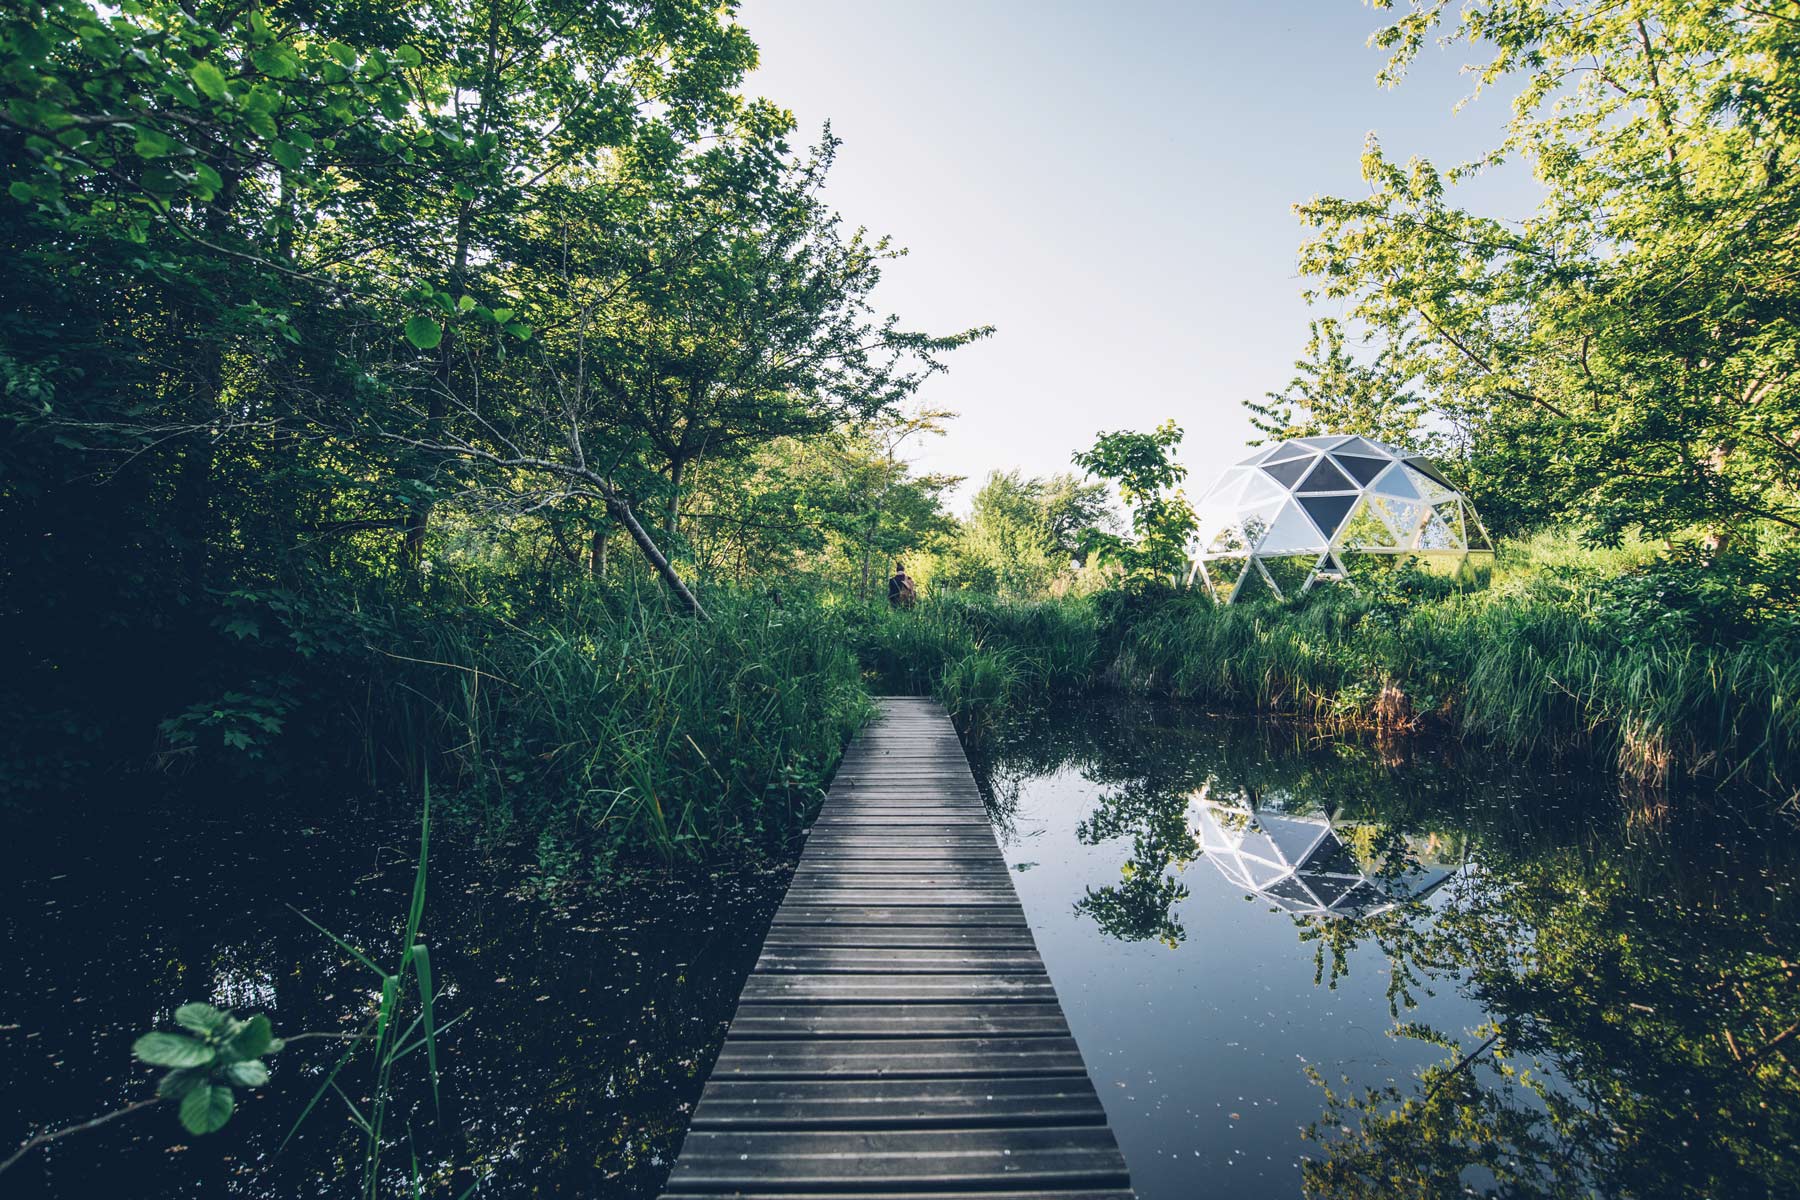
754 946 1046 974
725 1002 1070 1039
739 973 1060 1005
663 1127 1130 1189
712 1036 1090 1079
689 1076 1106 1129
664 1192 1135 1200
759 925 1038 948
771 904 1026 926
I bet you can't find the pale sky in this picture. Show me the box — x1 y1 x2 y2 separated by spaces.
738 1 1541 510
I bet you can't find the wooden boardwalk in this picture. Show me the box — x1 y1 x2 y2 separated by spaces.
660 696 1133 1199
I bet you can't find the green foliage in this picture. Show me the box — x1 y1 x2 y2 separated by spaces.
1072 420 1196 585
131 1003 283 1135
1288 0 1800 548
856 539 1800 795
933 470 1115 598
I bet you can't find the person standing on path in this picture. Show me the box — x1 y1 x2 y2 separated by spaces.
887 560 916 609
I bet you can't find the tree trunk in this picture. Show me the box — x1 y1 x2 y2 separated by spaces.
666 456 685 538
606 492 707 619
401 204 476 574
590 520 609 578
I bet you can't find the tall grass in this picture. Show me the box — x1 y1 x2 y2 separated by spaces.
865 547 1800 797
846 592 1099 726
340 583 873 869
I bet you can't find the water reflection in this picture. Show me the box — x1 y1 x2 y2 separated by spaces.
968 697 1800 1200
1194 798 1458 919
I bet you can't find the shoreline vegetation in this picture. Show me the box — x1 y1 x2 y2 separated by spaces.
865 536 1800 802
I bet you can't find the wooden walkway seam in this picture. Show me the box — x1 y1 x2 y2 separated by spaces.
659 696 1134 1199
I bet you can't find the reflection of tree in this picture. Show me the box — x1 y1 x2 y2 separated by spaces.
1303 834 1800 1200
970 694 1800 1200
1074 778 1197 946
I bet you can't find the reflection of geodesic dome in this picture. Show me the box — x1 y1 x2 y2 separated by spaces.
1187 435 1494 603
1192 799 1453 919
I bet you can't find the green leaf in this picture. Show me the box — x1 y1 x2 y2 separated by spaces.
156 1068 207 1099
490 307 513 323
413 943 440 1109
224 1013 274 1059
134 1032 215 1068
456 295 475 312
504 323 532 341
223 1059 270 1087
133 127 174 159
179 1082 235 1135
174 1003 231 1037
394 44 422 67
188 62 228 101
326 41 356 67
252 45 299 79
8 181 34 203
269 141 304 171
404 316 443 350
452 182 475 201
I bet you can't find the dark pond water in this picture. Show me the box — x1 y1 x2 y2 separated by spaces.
966 698 1800 1200
5 700 1799 1200
0 799 792 1198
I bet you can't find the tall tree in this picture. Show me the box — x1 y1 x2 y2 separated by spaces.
1291 1 1800 552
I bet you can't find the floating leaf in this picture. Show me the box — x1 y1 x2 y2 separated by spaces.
224 1013 274 1059
223 1059 270 1087
156 1068 206 1099
175 1002 231 1036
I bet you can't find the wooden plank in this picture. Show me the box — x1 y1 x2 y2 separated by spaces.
689 1076 1106 1130
725 1003 1070 1039
771 905 1027 927
665 1192 1134 1200
663 1127 1129 1190
759 926 1039 948
711 1036 1090 1079
739 974 1060 1005
754 946 1045 974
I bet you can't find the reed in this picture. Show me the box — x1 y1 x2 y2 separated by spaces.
864 549 1800 796
350 582 873 867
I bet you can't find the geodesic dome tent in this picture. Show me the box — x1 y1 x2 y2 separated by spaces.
1192 799 1455 920
1188 435 1494 603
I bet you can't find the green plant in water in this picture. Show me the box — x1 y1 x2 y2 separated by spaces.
284 774 448 1200
131 1003 283 1134
1 780 454 1194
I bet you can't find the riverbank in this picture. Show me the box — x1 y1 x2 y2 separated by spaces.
853 537 1800 798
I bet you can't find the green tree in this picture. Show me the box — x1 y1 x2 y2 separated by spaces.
1072 419 1196 585
1292 0 1800 552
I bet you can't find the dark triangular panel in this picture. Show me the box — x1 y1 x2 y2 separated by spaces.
1261 454 1317 489
1298 493 1357 540
1331 452 1389 487
1404 456 1455 490
1296 457 1355 493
